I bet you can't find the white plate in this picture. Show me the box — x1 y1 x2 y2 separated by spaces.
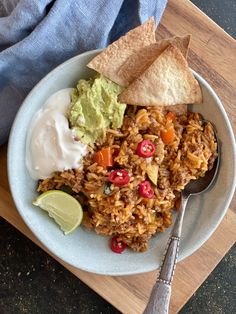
8 49 236 275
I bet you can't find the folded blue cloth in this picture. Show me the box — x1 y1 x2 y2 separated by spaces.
0 0 167 145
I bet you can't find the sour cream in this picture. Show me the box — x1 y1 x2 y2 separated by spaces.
26 88 87 180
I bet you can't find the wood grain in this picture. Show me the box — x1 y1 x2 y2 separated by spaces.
1 0 236 313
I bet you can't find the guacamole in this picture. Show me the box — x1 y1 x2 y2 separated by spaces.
69 75 126 145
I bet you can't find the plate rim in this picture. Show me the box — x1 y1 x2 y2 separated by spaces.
7 49 236 275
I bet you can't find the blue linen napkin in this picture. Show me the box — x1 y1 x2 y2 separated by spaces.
0 0 167 145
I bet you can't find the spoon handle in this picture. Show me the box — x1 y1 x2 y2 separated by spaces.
143 194 189 314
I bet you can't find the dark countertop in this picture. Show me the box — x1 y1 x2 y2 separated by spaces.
1 1 236 313
1 219 235 314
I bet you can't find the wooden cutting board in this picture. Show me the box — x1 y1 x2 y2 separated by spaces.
1 0 236 313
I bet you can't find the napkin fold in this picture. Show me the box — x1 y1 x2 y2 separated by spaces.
0 0 167 145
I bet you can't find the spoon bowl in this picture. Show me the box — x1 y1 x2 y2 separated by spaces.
184 124 220 198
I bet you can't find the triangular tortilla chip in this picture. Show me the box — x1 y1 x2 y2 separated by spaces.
118 45 202 106
118 35 191 86
87 17 156 86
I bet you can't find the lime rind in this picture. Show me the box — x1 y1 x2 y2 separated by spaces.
33 190 83 235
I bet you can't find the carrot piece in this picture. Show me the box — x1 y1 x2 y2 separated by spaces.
166 111 176 121
93 151 103 165
161 126 175 145
93 147 113 168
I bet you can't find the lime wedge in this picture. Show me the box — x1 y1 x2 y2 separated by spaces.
33 190 83 235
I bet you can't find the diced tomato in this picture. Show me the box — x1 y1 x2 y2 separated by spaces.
93 147 113 168
161 126 175 145
139 180 154 199
136 140 156 158
108 169 130 186
110 236 126 254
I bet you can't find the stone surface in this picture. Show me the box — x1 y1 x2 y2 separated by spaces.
0 218 120 314
191 0 236 38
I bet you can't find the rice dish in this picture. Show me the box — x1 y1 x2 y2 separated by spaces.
37 106 217 252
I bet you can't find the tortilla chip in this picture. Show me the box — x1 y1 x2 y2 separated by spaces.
87 17 156 86
118 35 191 86
118 45 202 106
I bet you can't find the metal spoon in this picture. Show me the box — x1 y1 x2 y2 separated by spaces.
144 124 220 314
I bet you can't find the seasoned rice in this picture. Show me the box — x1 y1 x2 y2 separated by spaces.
37 107 217 252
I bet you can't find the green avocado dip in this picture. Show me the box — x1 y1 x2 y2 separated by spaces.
69 74 126 145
